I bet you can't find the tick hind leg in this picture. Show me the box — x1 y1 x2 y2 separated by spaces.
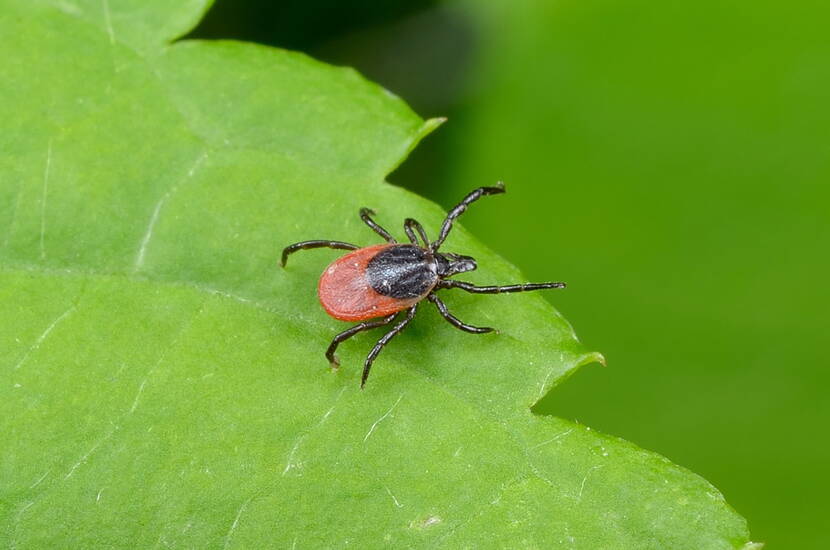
326 313 398 368
362 304 418 388
280 240 359 267
431 183 505 251
360 208 397 243
427 294 495 334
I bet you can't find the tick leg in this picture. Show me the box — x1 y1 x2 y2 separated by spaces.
404 218 430 247
360 208 397 243
427 293 494 334
362 304 418 388
431 183 505 251
326 313 398 368
281 240 359 267
437 280 566 293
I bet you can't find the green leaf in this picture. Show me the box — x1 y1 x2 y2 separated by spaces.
1 1 755 548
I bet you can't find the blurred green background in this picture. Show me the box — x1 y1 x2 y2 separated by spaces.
191 1 830 547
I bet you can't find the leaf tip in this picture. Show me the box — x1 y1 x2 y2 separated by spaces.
530 350 607 411
419 117 447 138
385 117 447 178
576 351 607 369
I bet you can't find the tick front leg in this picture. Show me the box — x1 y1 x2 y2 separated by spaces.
427 294 495 334
280 240 359 267
403 218 430 247
431 183 505 251
362 304 418 388
360 208 397 243
325 313 398 368
437 280 566 293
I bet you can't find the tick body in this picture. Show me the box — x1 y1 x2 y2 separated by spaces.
318 244 437 321
281 183 566 388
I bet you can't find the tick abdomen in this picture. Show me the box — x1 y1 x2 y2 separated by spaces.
317 244 431 321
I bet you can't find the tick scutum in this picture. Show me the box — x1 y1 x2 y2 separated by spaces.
366 244 437 299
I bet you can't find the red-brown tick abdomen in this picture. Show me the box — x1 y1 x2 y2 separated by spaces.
317 244 423 321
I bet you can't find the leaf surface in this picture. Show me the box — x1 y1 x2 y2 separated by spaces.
0 1 754 548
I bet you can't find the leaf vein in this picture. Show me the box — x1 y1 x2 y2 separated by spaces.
12 303 76 371
133 151 209 272
363 393 403 443
223 496 254 550
39 139 52 260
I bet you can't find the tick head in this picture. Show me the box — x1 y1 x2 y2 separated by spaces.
435 252 477 277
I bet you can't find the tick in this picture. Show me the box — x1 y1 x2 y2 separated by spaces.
280 183 565 387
